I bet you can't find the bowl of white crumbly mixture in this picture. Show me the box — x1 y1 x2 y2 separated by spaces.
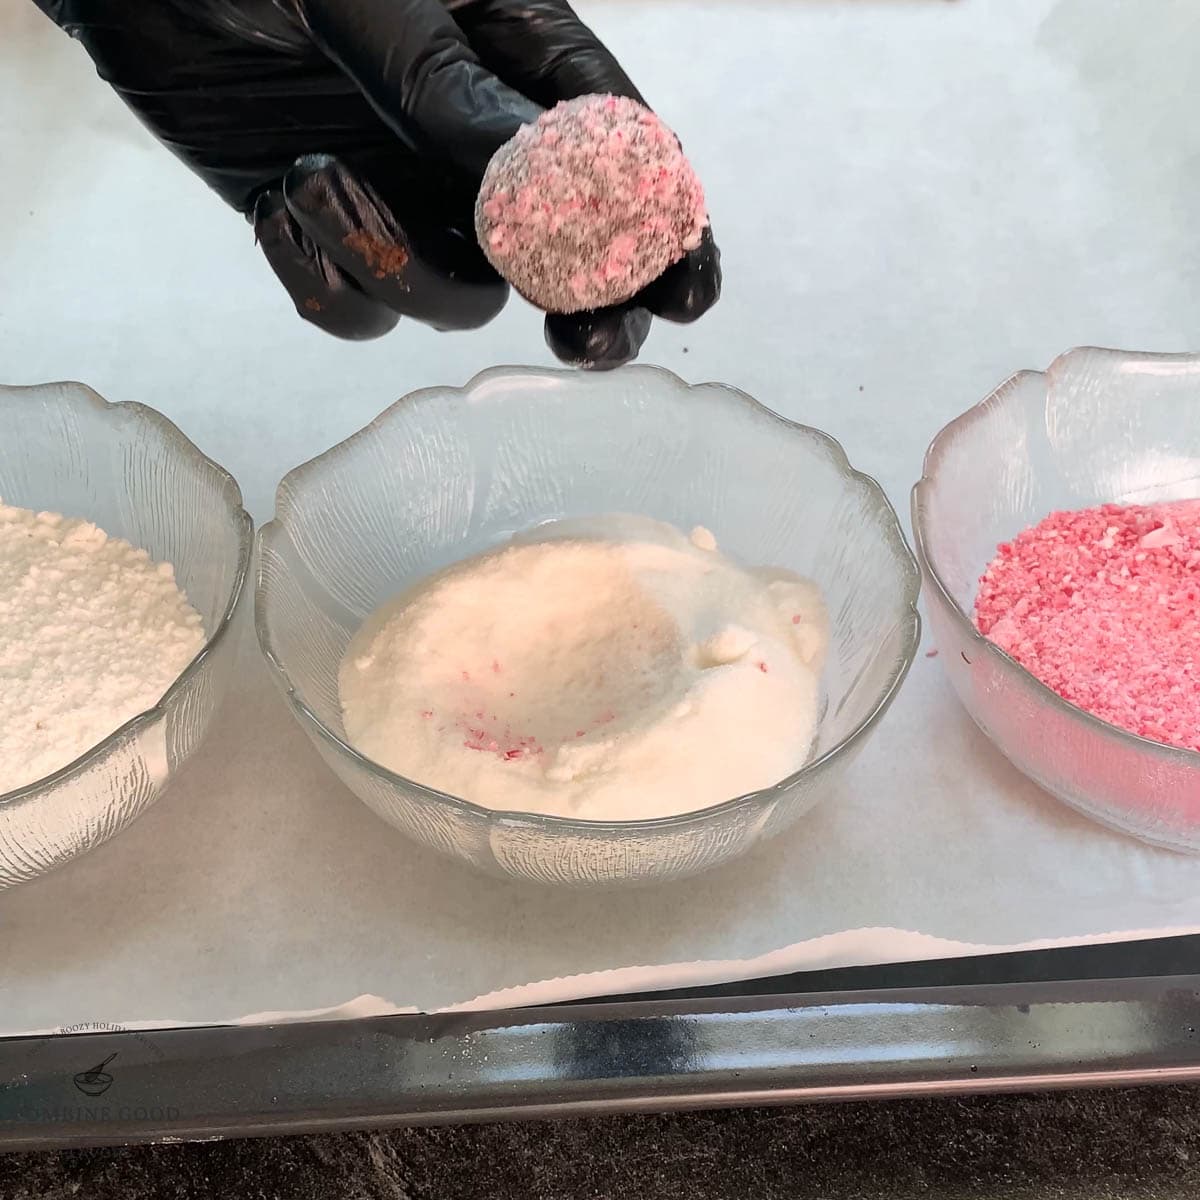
257 367 920 886
0 382 252 886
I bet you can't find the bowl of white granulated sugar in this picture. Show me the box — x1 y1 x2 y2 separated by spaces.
257 366 920 887
0 382 252 886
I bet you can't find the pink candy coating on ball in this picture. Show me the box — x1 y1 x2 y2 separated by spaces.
475 95 709 314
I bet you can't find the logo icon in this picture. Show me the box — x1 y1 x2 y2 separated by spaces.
73 1052 118 1097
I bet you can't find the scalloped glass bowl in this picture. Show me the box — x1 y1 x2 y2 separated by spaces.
0 382 252 887
257 366 920 887
913 347 1200 852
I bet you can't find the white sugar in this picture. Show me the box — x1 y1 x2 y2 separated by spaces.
0 500 206 793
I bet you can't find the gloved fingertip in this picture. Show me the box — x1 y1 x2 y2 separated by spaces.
639 229 723 325
544 306 652 371
253 184 401 341
298 299 401 342
246 190 273 234
279 153 509 333
253 188 303 248
280 154 344 221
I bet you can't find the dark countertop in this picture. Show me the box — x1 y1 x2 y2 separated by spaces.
5 1087 1200 1200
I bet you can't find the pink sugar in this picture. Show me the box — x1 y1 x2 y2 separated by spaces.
974 501 1200 752
475 95 708 313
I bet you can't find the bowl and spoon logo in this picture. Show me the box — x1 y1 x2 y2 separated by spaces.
72 1051 118 1096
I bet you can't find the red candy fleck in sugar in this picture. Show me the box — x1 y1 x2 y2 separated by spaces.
463 726 500 753
974 501 1200 753
474 94 708 313
459 706 545 761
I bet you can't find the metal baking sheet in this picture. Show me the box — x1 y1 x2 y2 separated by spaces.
5 937 1200 1150
6 0 1200 1147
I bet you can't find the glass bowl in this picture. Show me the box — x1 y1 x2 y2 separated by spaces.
913 347 1200 852
0 382 252 887
256 365 921 887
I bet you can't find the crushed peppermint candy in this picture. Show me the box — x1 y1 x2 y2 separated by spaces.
975 500 1200 753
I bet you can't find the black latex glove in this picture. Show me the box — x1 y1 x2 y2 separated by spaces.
32 0 721 368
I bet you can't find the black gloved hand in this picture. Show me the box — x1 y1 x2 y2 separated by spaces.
32 0 721 368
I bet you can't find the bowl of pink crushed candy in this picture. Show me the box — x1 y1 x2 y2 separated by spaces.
913 347 1200 852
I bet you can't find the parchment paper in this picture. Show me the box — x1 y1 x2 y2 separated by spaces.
3 0 1200 1035
2 626 1198 1034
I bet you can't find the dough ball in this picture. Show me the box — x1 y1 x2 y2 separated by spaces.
475 95 708 314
